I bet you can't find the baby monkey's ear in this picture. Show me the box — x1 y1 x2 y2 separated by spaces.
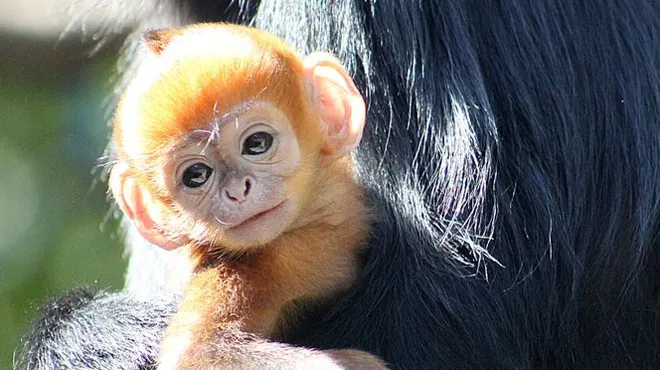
110 163 182 250
143 28 185 55
304 53 366 157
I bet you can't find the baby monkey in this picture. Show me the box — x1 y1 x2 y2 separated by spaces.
110 24 386 369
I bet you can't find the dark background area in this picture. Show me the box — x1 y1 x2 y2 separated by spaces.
0 24 128 369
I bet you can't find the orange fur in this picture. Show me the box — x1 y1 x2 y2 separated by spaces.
112 23 379 369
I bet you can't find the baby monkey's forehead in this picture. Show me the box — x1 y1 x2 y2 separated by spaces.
162 101 284 150
184 102 272 140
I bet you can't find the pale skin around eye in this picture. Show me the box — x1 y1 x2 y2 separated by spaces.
159 103 303 249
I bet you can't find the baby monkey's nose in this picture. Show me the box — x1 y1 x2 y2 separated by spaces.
224 177 252 203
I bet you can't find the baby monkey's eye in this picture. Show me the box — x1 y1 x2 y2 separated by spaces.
242 131 273 156
182 162 213 188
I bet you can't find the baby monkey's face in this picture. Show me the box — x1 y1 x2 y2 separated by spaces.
160 103 305 249
112 25 365 254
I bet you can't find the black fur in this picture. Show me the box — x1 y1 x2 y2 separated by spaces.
17 0 660 369
15 289 176 370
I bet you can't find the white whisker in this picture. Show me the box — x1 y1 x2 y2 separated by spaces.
214 216 234 227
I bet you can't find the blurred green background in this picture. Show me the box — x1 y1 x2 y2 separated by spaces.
0 6 132 367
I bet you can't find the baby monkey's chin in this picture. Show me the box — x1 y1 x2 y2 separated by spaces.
220 200 291 248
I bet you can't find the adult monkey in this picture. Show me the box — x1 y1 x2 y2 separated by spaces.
16 0 660 369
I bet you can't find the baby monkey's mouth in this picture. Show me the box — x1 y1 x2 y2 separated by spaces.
232 201 287 229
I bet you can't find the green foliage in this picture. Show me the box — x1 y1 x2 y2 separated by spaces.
0 56 126 369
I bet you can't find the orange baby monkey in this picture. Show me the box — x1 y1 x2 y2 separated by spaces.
110 24 387 369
